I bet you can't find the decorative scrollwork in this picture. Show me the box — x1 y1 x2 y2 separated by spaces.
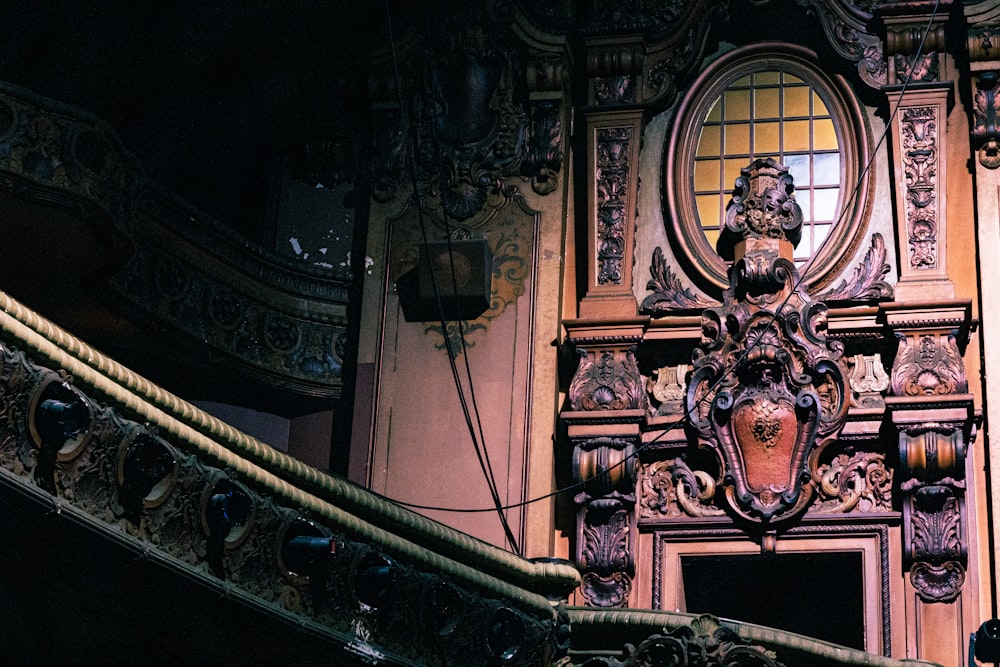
686 158 848 524
639 459 724 519
620 615 785 667
596 127 632 286
813 450 893 513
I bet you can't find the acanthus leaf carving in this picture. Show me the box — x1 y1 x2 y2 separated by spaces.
640 246 715 314
569 347 646 412
817 233 894 302
596 127 632 286
905 483 967 602
890 331 967 397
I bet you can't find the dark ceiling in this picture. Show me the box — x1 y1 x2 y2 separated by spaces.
0 1 376 244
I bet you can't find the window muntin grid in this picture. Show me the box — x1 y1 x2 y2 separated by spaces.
692 70 843 265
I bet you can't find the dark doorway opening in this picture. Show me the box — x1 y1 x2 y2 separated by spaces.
681 551 866 650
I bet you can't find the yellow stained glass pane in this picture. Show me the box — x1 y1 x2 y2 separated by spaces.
732 75 751 88
704 227 721 250
754 71 780 86
812 91 829 116
755 121 780 154
783 86 810 117
697 124 721 157
783 72 803 84
754 88 780 118
814 118 837 150
724 123 750 154
705 96 722 122
784 119 810 151
697 194 721 229
724 89 750 120
724 158 746 188
694 159 721 191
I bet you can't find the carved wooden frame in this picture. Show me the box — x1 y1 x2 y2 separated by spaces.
664 42 872 297
651 525 892 656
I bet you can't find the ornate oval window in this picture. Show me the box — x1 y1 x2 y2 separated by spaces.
665 43 871 296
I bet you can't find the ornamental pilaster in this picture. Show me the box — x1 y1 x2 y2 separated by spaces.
879 2 955 301
885 85 954 301
579 109 645 319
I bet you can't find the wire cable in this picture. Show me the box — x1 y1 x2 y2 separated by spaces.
383 0 521 553
376 2 941 515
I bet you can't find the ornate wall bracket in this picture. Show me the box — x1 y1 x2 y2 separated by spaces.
562 321 647 607
685 159 849 525
880 4 949 86
565 427 641 608
972 69 1000 168
890 401 974 603
886 301 976 603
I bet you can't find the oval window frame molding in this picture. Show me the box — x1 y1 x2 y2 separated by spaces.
663 42 872 298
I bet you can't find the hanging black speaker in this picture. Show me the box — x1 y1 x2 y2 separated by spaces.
398 238 493 322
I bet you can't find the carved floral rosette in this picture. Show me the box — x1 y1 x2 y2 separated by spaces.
685 159 848 524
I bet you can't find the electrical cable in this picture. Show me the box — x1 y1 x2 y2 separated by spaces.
376 2 941 516
383 0 521 554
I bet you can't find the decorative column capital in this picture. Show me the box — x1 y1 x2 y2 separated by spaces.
877 1 952 84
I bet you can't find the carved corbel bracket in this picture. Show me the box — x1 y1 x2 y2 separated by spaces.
889 399 975 602
564 426 642 608
562 322 648 608
885 302 976 602
523 50 569 195
585 35 644 106
972 70 1000 168
878 3 950 85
